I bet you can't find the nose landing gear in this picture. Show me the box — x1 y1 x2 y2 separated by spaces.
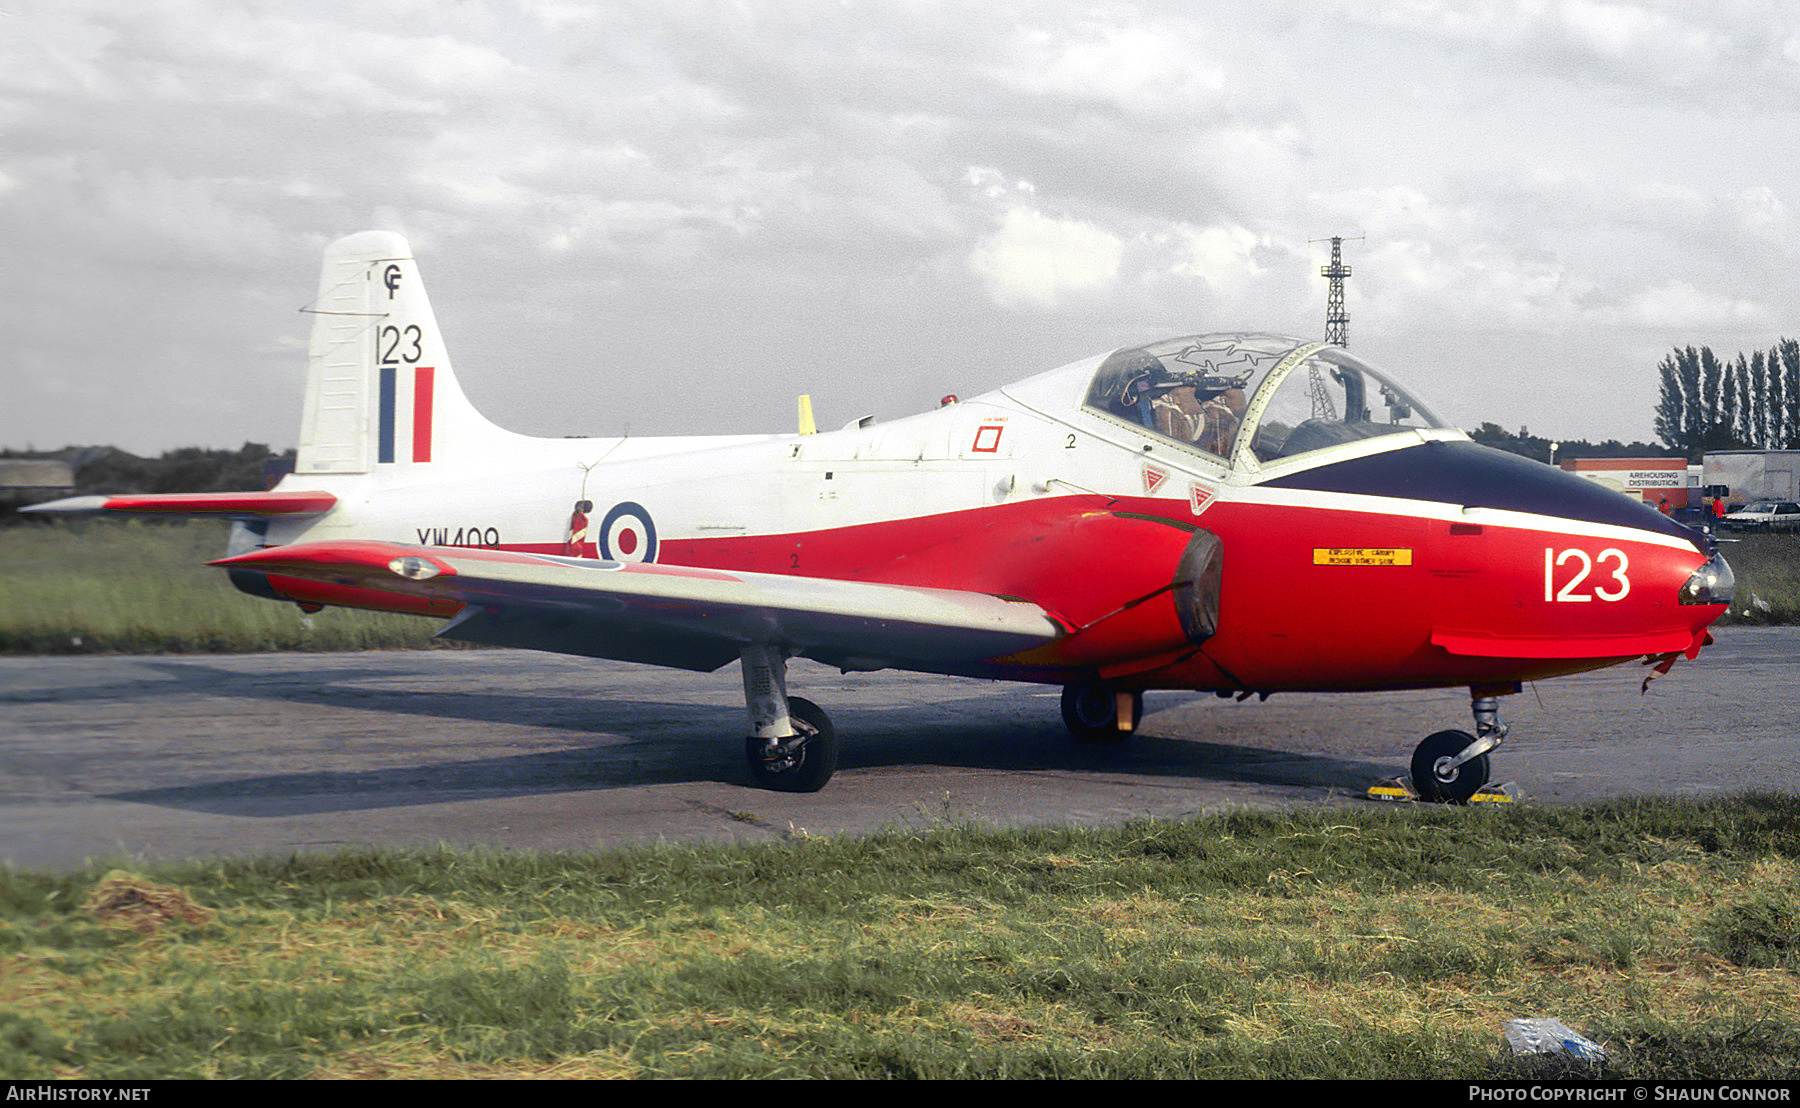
1407 688 1514 804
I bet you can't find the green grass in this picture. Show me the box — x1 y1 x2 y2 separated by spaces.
6 796 1800 1079
0 519 442 653
1720 533 1800 624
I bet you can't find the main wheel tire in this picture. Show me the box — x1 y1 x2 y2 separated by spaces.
1411 729 1489 804
1060 685 1142 744
745 696 838 792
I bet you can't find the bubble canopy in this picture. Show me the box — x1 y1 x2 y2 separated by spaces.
1082 334 1447 469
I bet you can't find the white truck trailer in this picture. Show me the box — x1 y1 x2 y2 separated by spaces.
1703 451 1800 510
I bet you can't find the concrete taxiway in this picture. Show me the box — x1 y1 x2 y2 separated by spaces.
1 626 1792 870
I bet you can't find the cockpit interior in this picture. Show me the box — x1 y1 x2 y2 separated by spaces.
1083 334 1445 468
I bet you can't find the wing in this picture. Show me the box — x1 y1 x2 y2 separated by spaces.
213 540 1063 674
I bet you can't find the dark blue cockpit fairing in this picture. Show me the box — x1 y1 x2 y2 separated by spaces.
1260 439 1709 552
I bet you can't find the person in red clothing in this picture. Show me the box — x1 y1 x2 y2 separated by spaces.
564 500 593 557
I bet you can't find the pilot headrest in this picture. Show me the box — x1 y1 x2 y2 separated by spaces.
1191 374 1249 395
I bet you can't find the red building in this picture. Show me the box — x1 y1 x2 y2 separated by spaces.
1559 457 1694 511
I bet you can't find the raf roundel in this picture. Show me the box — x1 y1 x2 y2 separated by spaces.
598 502 658 563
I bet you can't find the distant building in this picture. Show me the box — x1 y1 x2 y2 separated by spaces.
1559 457 1692 509
0 458 75 493
0 458 76 515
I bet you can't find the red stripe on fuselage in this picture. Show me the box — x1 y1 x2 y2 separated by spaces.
259 492 1721 693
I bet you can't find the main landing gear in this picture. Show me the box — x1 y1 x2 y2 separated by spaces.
1060 684 1143 743
1409 688 1512 804
740 644 839 792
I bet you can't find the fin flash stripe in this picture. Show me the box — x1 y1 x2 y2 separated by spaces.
377 364 436 465
378 365 396 464
413 366 435 463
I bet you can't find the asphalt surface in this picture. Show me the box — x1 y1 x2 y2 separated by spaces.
1 625 1793 870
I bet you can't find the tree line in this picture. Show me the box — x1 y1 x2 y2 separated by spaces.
1467 423 1663 465
1 443 294 522
1655 339 1800 460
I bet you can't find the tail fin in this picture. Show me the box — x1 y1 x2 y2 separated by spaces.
296 231 510 475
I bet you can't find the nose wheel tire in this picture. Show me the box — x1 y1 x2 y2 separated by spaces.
1060 685 1142 744
1411 729 1490 805
745 696 837 792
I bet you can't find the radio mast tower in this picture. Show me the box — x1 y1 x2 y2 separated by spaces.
1311 235 1363 346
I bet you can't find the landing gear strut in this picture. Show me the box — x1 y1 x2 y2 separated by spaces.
741 644 838 792
1061 684 1143 744
1410 688 1511 804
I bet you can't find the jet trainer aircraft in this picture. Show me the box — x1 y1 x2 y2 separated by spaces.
31 231 1735 799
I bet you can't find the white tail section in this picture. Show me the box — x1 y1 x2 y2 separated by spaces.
295 231 506 475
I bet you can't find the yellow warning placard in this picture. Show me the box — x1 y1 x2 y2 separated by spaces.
1313 547 1414 567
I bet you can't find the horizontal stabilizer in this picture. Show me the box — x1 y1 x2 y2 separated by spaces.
23 491 338 520
212 540 1060 673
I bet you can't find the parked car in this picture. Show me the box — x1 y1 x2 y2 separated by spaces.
1721 500 1800 532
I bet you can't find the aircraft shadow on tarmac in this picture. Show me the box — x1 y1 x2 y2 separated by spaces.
103 662 1400 817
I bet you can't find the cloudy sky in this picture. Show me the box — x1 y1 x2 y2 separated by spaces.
4 0 1798 455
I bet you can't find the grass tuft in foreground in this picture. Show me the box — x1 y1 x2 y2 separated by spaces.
5 795 1800 1078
